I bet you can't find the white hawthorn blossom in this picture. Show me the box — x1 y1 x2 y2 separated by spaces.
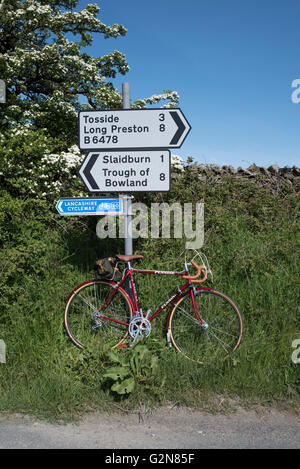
44 145 82 170
0 0 179 138
171 154 185 172
0 0 181 199
133 91 179 109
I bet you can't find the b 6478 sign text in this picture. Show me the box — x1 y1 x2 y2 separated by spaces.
78 109 191 150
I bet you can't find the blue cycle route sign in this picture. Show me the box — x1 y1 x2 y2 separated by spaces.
56 197 123 216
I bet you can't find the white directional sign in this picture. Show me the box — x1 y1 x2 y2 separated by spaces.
79 150 170 192
78 109 191 150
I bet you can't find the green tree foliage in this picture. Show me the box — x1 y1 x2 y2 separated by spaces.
0 0 131 140
0 124 84 197
0 0 179 198
0 0 179 139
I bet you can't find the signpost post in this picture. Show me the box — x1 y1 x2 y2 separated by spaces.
122 83 133 255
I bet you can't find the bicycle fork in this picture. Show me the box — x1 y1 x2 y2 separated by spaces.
191 285 209 329
166 286 209 346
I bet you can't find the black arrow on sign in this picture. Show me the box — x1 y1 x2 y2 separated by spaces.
169 111 186 145
83 153 99 190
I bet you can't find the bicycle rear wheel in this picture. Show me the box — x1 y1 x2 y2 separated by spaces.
168 288 243 363
64 280 133 350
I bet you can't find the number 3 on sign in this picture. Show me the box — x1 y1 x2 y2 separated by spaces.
159 113 165 132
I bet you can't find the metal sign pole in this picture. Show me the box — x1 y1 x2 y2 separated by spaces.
122 82 133 255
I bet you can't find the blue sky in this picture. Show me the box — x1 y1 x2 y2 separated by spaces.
78 0 300 168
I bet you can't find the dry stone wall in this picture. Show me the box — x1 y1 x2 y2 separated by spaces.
180 163 300 194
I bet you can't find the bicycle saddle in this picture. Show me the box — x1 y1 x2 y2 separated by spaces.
115 254 144 262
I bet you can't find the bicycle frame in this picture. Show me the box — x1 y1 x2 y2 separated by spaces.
65 253 244 360
98 263 209 328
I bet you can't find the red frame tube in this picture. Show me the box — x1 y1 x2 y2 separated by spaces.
95 267 209 326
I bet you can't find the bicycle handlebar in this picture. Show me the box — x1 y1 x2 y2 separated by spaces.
183 260 207 283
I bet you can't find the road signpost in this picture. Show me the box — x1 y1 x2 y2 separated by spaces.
78 150 170 193
57 82 191 257
122 82 133 255
78 108 191 151
56 197 123 216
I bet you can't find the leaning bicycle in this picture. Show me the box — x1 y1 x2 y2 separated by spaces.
64 250 244 363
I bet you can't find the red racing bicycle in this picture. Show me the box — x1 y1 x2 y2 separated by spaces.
64 251 244 363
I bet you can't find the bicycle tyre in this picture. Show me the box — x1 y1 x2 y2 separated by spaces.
64 279 133 350
168 288 243 363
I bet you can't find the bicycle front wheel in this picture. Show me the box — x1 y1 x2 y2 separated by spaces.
64 280 133 350
168 288 243 363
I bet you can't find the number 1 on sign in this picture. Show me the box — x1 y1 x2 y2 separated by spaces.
160 152 167 181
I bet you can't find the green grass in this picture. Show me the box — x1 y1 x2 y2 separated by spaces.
0 169 299 420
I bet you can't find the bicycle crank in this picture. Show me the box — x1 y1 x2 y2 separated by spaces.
128 315 152 343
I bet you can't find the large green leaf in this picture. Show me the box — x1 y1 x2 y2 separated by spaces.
111 378 135 395
102 366 131 381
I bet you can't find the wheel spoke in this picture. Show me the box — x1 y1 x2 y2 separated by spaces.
64 280 133 349
175 305 205 326
77 292 99 314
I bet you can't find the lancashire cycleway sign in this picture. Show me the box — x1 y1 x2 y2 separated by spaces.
56 198 123 216
78 108 191 151
78 150 170 193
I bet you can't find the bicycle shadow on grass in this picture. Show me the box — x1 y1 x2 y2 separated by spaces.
59 216 135 273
